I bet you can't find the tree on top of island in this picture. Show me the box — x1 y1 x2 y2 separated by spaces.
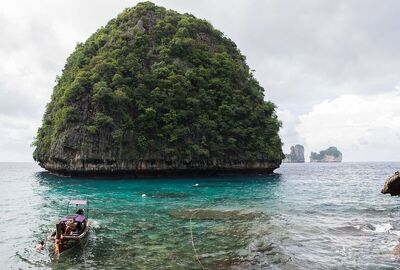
32 2 283 177
310 147 342 163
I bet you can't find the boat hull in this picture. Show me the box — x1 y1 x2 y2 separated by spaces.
51 225 90 254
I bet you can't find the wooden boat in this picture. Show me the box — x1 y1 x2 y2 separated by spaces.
50 199 90 255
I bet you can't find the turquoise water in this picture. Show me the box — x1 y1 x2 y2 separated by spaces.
1 162 400 269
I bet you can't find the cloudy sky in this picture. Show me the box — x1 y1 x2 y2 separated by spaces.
1 0 399 162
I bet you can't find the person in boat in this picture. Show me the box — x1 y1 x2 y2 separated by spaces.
74 209 86 232
76 208 85 216
54 238 61 256
64 220 76 235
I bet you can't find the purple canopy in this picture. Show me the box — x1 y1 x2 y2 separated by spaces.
61 215 76 222
69 200 87 205
61 214 85 222
75 214 85 222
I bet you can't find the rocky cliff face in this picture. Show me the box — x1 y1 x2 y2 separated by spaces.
310 146 342 162
33 2 283 177
283 144 304 163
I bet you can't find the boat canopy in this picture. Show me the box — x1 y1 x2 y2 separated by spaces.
69 200 87 205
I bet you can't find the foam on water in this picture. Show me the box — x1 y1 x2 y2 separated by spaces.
359 223 393 233
89 219 101 229
373 223 393 233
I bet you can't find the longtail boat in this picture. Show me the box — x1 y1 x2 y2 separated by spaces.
50 200 90 255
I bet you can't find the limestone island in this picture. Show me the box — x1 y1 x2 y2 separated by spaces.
283 144 305 163
310 146 342 162
32 2 283 177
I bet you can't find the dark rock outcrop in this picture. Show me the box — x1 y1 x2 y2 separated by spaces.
381 171 400 196
310 146 342 162
32 2 283 177
283 144 304 163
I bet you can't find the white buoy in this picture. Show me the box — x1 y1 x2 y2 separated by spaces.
142 194 147 197
194 183 199 187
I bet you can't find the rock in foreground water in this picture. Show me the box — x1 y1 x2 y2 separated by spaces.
381 171 400 196
393 242 400 255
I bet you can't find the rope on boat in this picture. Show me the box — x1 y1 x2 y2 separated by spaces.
83 243 88 270
189 210 206 270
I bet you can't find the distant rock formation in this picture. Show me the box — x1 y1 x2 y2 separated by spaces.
283 144 305 163
310 146 342 162
381 171 400 196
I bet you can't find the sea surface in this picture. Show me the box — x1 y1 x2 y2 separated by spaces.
1 162 400 269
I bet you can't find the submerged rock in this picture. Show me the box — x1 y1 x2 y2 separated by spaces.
211 224 251 237
32 2 283 177
381 171 400 196
169 209 265 220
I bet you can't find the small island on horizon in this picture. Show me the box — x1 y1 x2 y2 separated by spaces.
283 144 342 163
283 144 305 163
310 146 342 163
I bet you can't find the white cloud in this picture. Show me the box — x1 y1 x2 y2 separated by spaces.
295 89 400 161
277 110 304 154
0 0 400 161
0 114 39 162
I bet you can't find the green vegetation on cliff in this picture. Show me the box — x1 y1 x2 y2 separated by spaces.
33 2 282 170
